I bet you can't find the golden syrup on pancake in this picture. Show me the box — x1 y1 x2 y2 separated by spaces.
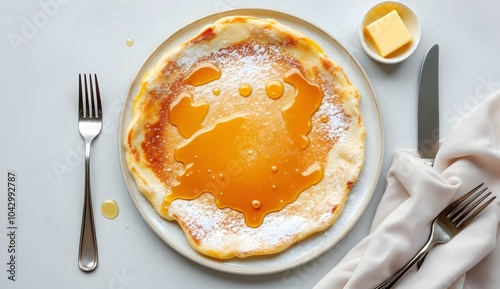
266 80 284 99
282 68 323 149
169 63 223 138
164 66 325 227
183 62 221 86
168 92 208 138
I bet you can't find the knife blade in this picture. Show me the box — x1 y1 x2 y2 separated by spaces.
416 44 440 270
418 44 440 165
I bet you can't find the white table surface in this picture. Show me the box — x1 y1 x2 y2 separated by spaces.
1 0 499 288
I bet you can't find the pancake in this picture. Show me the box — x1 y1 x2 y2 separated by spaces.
124 16 365 259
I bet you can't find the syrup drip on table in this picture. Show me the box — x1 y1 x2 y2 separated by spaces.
101 199 119 219
163 63 325 227
126 38 134 47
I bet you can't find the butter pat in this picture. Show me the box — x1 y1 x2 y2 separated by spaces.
365 10 412 57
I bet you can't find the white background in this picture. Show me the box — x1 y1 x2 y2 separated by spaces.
1 0 499 288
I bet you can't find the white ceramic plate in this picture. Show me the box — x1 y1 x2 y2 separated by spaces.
118 8 384 275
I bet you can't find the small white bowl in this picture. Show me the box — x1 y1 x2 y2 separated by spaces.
359 1 421 64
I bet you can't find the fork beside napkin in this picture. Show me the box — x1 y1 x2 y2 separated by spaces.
315 91 500 289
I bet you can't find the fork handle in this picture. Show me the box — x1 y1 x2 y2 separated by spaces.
78 141 98 272
375 238 436 289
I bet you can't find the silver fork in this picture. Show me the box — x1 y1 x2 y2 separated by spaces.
375 183 496 289
78 74 102 272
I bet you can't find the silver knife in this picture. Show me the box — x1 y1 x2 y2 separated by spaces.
418 44 440 166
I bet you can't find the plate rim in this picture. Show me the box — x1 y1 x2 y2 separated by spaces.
117 7 384 275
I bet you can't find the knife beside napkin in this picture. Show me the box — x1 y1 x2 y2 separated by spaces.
418 44 440 166
314 82 500 288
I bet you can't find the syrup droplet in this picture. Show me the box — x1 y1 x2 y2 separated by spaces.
169 92 208 138
101 199 119 219
271 165 278 172
126 38 134 47
266 80 284 99
282 68 323 149
252 200 261 209
238 83 252 97
213 88 221 96
321 115 329 123
183 62 221 86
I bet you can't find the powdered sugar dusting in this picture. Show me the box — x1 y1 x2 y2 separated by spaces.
184 42 285 104
169 193 313 255
317 100 348 142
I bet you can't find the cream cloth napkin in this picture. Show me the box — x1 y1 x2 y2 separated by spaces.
315 90 500 289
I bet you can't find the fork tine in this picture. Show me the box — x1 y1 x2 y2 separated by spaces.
84 74 90 118
446 182 484 215
94 74 102 119
89 74 96 118
458 194 496 229
452 189 489 224
449 187 488 221
78 74 84 118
